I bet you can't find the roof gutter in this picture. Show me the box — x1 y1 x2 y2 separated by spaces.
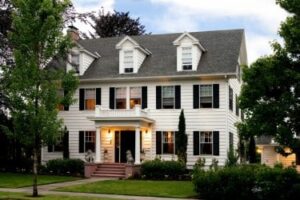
79 73 237 83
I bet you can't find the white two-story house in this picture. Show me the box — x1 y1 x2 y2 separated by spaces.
44 28 248 176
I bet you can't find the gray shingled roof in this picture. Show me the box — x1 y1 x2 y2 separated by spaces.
52 29 245 80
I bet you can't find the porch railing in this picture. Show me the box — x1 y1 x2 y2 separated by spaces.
95 105 149 118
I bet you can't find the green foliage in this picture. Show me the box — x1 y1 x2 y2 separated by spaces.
238 0 300 156
141 159 186 180
45 159 84 176
176 110 187 164
225 148 239 167
193 158 206 171
91 10 146 38
193 164 300 200
209 158 219 170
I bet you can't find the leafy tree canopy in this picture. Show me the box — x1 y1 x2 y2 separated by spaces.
238 0 300 155
90 10 146 38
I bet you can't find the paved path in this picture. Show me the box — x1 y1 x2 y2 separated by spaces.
0 178 199 200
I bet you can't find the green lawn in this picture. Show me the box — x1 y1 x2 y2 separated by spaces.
57 180 197 198
0 173 80 188
0 192 120 200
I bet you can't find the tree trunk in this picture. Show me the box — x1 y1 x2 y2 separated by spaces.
32 148 38 197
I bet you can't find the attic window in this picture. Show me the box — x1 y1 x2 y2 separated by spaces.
70 52 80 73
182 47 192 70
124 50 134 73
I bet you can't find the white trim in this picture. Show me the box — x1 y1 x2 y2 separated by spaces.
116 36 151 55
173 32 206 52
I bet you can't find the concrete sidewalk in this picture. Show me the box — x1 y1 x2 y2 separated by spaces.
0 178 199 200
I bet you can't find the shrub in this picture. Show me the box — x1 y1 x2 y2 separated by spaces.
192 164 300 200
141 159 185 180
45 159 84 176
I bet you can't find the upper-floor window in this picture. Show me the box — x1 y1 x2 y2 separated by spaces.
116 87 127 109
162 86 175 109
57 89 65 111
124 50 134 73
130 87 141 109
229 87 233 111
85 89 96 110
70 52 80 73
182 47 192 70
200 131 213 155
200 85 213 108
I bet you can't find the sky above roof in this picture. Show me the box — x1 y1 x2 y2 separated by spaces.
72 0 289 64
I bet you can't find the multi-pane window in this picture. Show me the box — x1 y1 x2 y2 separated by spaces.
130 87 141 109
229 87 233 111
182 47 192 70
200 85 213 108
84 131 96 152
70 53 80 73
85 89 96 110
124 50 134 73
162 86 175 109
200 132 213 155
162 131 175 154
116 87 127 109
48 135 63 152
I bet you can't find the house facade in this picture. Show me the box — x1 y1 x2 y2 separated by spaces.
43 28 247 169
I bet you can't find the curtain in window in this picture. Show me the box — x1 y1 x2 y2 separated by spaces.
130 87 141 98
116 88 126 98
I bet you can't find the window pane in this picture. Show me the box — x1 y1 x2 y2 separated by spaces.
85 131 95 152
130 87 141 98
124 50 133 68
162 86 175 109
116 99 126 109
116 88 126 98
200 132 213 155
85 89 96 110
182 47 192 69
200 85 213 108
200 143 212 154
85 99 96 110
162 132 174 154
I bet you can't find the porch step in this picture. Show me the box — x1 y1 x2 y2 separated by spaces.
91 163 126 178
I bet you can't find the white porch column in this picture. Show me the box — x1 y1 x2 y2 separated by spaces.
95 127 102 163
135 127 141 164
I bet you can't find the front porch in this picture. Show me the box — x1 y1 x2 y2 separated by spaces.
87 105 155 165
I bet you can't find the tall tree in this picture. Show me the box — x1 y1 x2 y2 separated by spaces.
2 0 78 196
91 10 146 38
176 110 188 164
238 0 300 164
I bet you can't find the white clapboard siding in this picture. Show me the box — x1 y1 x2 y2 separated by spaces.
42 78 241 168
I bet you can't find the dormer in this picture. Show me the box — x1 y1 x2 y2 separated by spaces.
66 44 100 76
116 36 151 74
173 32 206 72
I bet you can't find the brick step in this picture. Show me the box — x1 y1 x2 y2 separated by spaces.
97 166 125 170
93 171 125 175
91 173 125 178
95 168 125 172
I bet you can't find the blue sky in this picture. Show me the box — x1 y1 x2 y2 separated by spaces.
72 0 288 64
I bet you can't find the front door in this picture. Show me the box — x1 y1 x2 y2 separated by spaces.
115 131 135 163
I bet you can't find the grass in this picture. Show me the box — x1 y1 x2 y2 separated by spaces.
0 192 121 200
57 180 197 198
0 172 80 188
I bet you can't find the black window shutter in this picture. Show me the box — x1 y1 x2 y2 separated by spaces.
213 131 220 156
296 152 300 165
79 89 85 110
156 86 162 109
96 88 101 105
193 131 200 155
63 90 69 111
63 131 69 159
109 87 115 109
213 84 219 108
79 131 84 153
142 86 147 109
48 145 53 152
156 131 162 154
175 85 181 109
193 85 199 109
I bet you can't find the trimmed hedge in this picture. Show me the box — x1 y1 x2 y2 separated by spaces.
193 164 300 200
45 159 84 176
141 159 186 180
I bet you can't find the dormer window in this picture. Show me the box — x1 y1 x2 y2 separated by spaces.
124 50 134 73
70 52 80 73
182 47 192 70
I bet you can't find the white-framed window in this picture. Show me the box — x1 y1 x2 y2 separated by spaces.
200 85 213 108
200 131 213 155
182 46 192 70
130 87 141 109
162 86 175 109
84 131 95 152
115 87 127 109
48 134 63 152
85 88 96 110
70 52 80 73
162 131 175 154
124 50 134 73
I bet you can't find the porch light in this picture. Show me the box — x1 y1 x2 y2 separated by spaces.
145 129 148 134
